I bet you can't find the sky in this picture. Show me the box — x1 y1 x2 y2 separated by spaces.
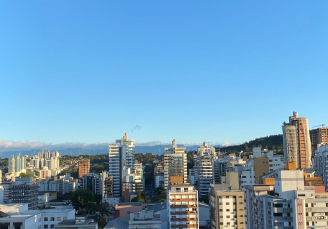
0 1 328 149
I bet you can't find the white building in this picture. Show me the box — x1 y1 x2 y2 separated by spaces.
8 153 27 177
197 142 215 196
240 147 284 189
117 133 135 170
0 203 75 229
129 210 161 229
313 144 328 190
245 169 328 229
167 184 199 229
108 144 121 197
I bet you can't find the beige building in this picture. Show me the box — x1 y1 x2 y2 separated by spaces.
164 139 187 189
282 111 312 169
209 188 245 229
209 172 245 229
168 184 199 229
78 159 90 178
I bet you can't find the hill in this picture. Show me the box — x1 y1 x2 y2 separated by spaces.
217 134 283 153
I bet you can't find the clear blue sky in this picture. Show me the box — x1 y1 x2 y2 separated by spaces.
1 1 328 146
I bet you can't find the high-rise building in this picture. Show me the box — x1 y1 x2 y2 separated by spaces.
78 159 90 178
8 153 26 176
282 111 312 169
197 142 215 196
167 184 199 229
11 178 38 209
209 184 245 229
313 144 328 191
164 139 187 189
245 169 328 229
117 133 135 169
310 127 328 156
108 144 121 197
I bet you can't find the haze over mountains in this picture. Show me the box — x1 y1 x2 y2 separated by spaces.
0 138 233 158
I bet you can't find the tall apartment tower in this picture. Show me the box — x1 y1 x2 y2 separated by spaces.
310 127 328 156
209 187 245 229
167 184 199 229
197 142 215 196
116 133 135 169
8 153 26 176
164 139 187 189
282 111 312 169
78 159 90 178
108 144 121 197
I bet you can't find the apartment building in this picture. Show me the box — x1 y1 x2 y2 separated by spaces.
122 168 144 202
117 133 135 169
197 142 215 197
11 178 38 209
128 210 161 229
310 127 328 156
8 153 26 177
167 184 199 229
164 139 187 189
209 186 245 229
0 203 75 229
282 111 312 169
109 144 121 197
245 169 328 229
78 159 90 178
313 144 328 190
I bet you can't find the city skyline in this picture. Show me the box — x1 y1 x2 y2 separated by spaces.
1 1 328 147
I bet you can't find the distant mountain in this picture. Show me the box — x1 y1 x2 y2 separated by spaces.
0 144 220 158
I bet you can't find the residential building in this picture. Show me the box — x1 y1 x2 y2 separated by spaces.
213 160 226 184
11 178 38 209
55 217 98 229
8 153 26 177
0 203 75 229
117 133 135 170
245 169 328 229
167 184 199 229
313 144 328 190
122 168 143 202
108 144 121 197
128 210 161 229
114 202 147 220
282 111 312 169
164 139 187 189
78 159 90 178
197 142 215 196
240 147 284 189
310 127 328 156
209 184 245 229
188 167 198 185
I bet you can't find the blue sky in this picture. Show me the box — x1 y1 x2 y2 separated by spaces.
0 1 328 147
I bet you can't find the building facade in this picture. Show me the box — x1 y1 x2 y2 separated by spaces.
168 184 199 229
282 111 312 169
197 142 215 197
78 159 90 178
164 140 187 189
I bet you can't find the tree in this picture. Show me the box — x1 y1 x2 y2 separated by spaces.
71 189 95 210
199 194 209 204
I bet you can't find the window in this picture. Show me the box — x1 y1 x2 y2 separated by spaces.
57 217 61 221
44 217 48 221
51 217 55 221
63 217 67 220
51 225 54 228
44 225 48 229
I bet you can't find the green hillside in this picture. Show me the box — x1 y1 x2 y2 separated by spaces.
217 134 283 154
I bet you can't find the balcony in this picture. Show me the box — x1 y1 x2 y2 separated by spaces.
171 224 198 228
